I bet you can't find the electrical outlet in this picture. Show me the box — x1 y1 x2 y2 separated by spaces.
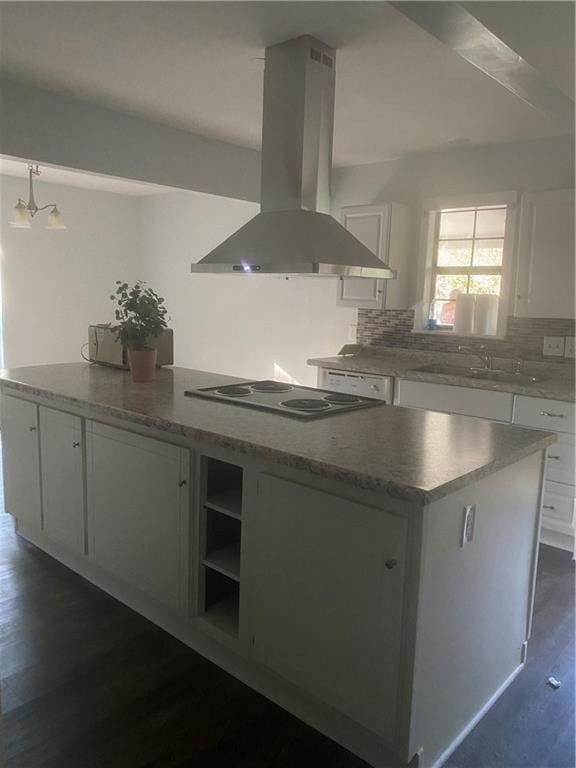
347 324 358 342
543 336 565 357
564 337 575 359
461 504 476 547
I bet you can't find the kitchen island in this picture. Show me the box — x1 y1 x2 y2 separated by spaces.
0 363 555 768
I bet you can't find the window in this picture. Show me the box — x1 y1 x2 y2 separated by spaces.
429 205 507 328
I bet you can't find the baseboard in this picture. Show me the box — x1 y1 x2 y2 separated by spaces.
427 664 524 768
540 527 575 553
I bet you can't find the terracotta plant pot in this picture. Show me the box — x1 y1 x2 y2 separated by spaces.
128 348 157 383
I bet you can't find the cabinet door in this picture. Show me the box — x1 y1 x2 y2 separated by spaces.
1 395 41 529
338 205 389 309
395 379 514 422
87 422 190 613
40 407 85 555
247 474 407 740
515 189 575 318
338 204 413 310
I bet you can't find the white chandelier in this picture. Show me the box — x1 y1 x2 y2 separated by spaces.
10 165 66 230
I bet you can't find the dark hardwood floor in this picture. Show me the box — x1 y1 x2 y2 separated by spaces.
0 512 574 768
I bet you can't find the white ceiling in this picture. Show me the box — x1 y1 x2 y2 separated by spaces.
0 156 169 195
0 2 573 167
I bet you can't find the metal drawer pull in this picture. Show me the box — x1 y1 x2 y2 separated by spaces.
548 455 561 460
29 426 37 432
178 479 187 487
540 411 565 418
543 504 556 511
72 442 80 448
385 558 398 570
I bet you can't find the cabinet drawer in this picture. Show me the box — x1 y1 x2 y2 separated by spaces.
542 482 575 523
546 435 576 486
513 396 575 434
396 380 514 421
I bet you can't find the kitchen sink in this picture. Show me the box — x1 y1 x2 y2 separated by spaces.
415 364 544 386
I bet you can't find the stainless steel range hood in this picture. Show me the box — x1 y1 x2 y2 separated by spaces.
191 35 396 278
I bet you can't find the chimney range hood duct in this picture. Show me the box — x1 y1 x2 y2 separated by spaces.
191 35 396 279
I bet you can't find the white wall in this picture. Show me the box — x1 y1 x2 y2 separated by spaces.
138 191 357 385
0 175 140 368
332 135 575 215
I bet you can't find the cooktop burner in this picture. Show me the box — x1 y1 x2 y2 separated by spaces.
280 398 331 412
185 379 386 419
250 381 293 393
323 393 361 404
216 385 252 397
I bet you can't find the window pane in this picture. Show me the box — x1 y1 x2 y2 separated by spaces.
469 274 502 295
434 273 469 300
439 210 475 239
475 208 506 238
437 240 472 267
472 239 504 266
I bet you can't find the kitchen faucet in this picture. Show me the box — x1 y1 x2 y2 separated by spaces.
458 345 493 369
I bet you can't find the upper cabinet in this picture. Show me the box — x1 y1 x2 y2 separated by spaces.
337 203 414 310
515 189 575 319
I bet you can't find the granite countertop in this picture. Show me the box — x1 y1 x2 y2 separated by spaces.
308 351 575 402
0 363 555 505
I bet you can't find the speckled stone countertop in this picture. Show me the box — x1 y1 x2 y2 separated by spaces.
0 363 555 505
308 349 575 402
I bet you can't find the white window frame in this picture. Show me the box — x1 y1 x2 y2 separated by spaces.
414 191 518 339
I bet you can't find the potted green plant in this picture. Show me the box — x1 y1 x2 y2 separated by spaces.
111 280 169 382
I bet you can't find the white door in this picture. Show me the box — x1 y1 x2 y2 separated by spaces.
1 395 41 530
515 189 575 318
247 473 407 740
40 406 85 555
86 421 190 614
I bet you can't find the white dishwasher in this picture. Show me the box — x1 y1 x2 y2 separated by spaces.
319 369 394 403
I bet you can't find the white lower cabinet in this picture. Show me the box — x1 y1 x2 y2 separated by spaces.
394 382 575 547
40 406 86 555
395 379 514 421
246 473 407 741
513 396 575 543
1 395 41 529
86 421 190 613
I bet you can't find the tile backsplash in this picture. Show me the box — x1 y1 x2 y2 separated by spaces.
357 310 575 363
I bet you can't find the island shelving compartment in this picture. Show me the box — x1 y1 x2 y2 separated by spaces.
198 456 244 637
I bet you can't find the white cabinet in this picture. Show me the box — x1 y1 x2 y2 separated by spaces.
338 203 414 310
395 379 514 422
515 189 575 319
40 407 85 555
247 473 407 740
1 395 41 530
513 395 575 434
513 395 575 543
86 421 190 613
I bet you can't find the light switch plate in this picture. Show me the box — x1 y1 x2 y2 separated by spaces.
564 337 575 359
543 336 565 356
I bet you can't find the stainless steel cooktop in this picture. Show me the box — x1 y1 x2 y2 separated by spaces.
185 380 386 419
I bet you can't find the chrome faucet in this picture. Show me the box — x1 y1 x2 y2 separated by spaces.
458 344 492 369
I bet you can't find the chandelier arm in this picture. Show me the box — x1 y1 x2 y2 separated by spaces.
36 203 59 212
